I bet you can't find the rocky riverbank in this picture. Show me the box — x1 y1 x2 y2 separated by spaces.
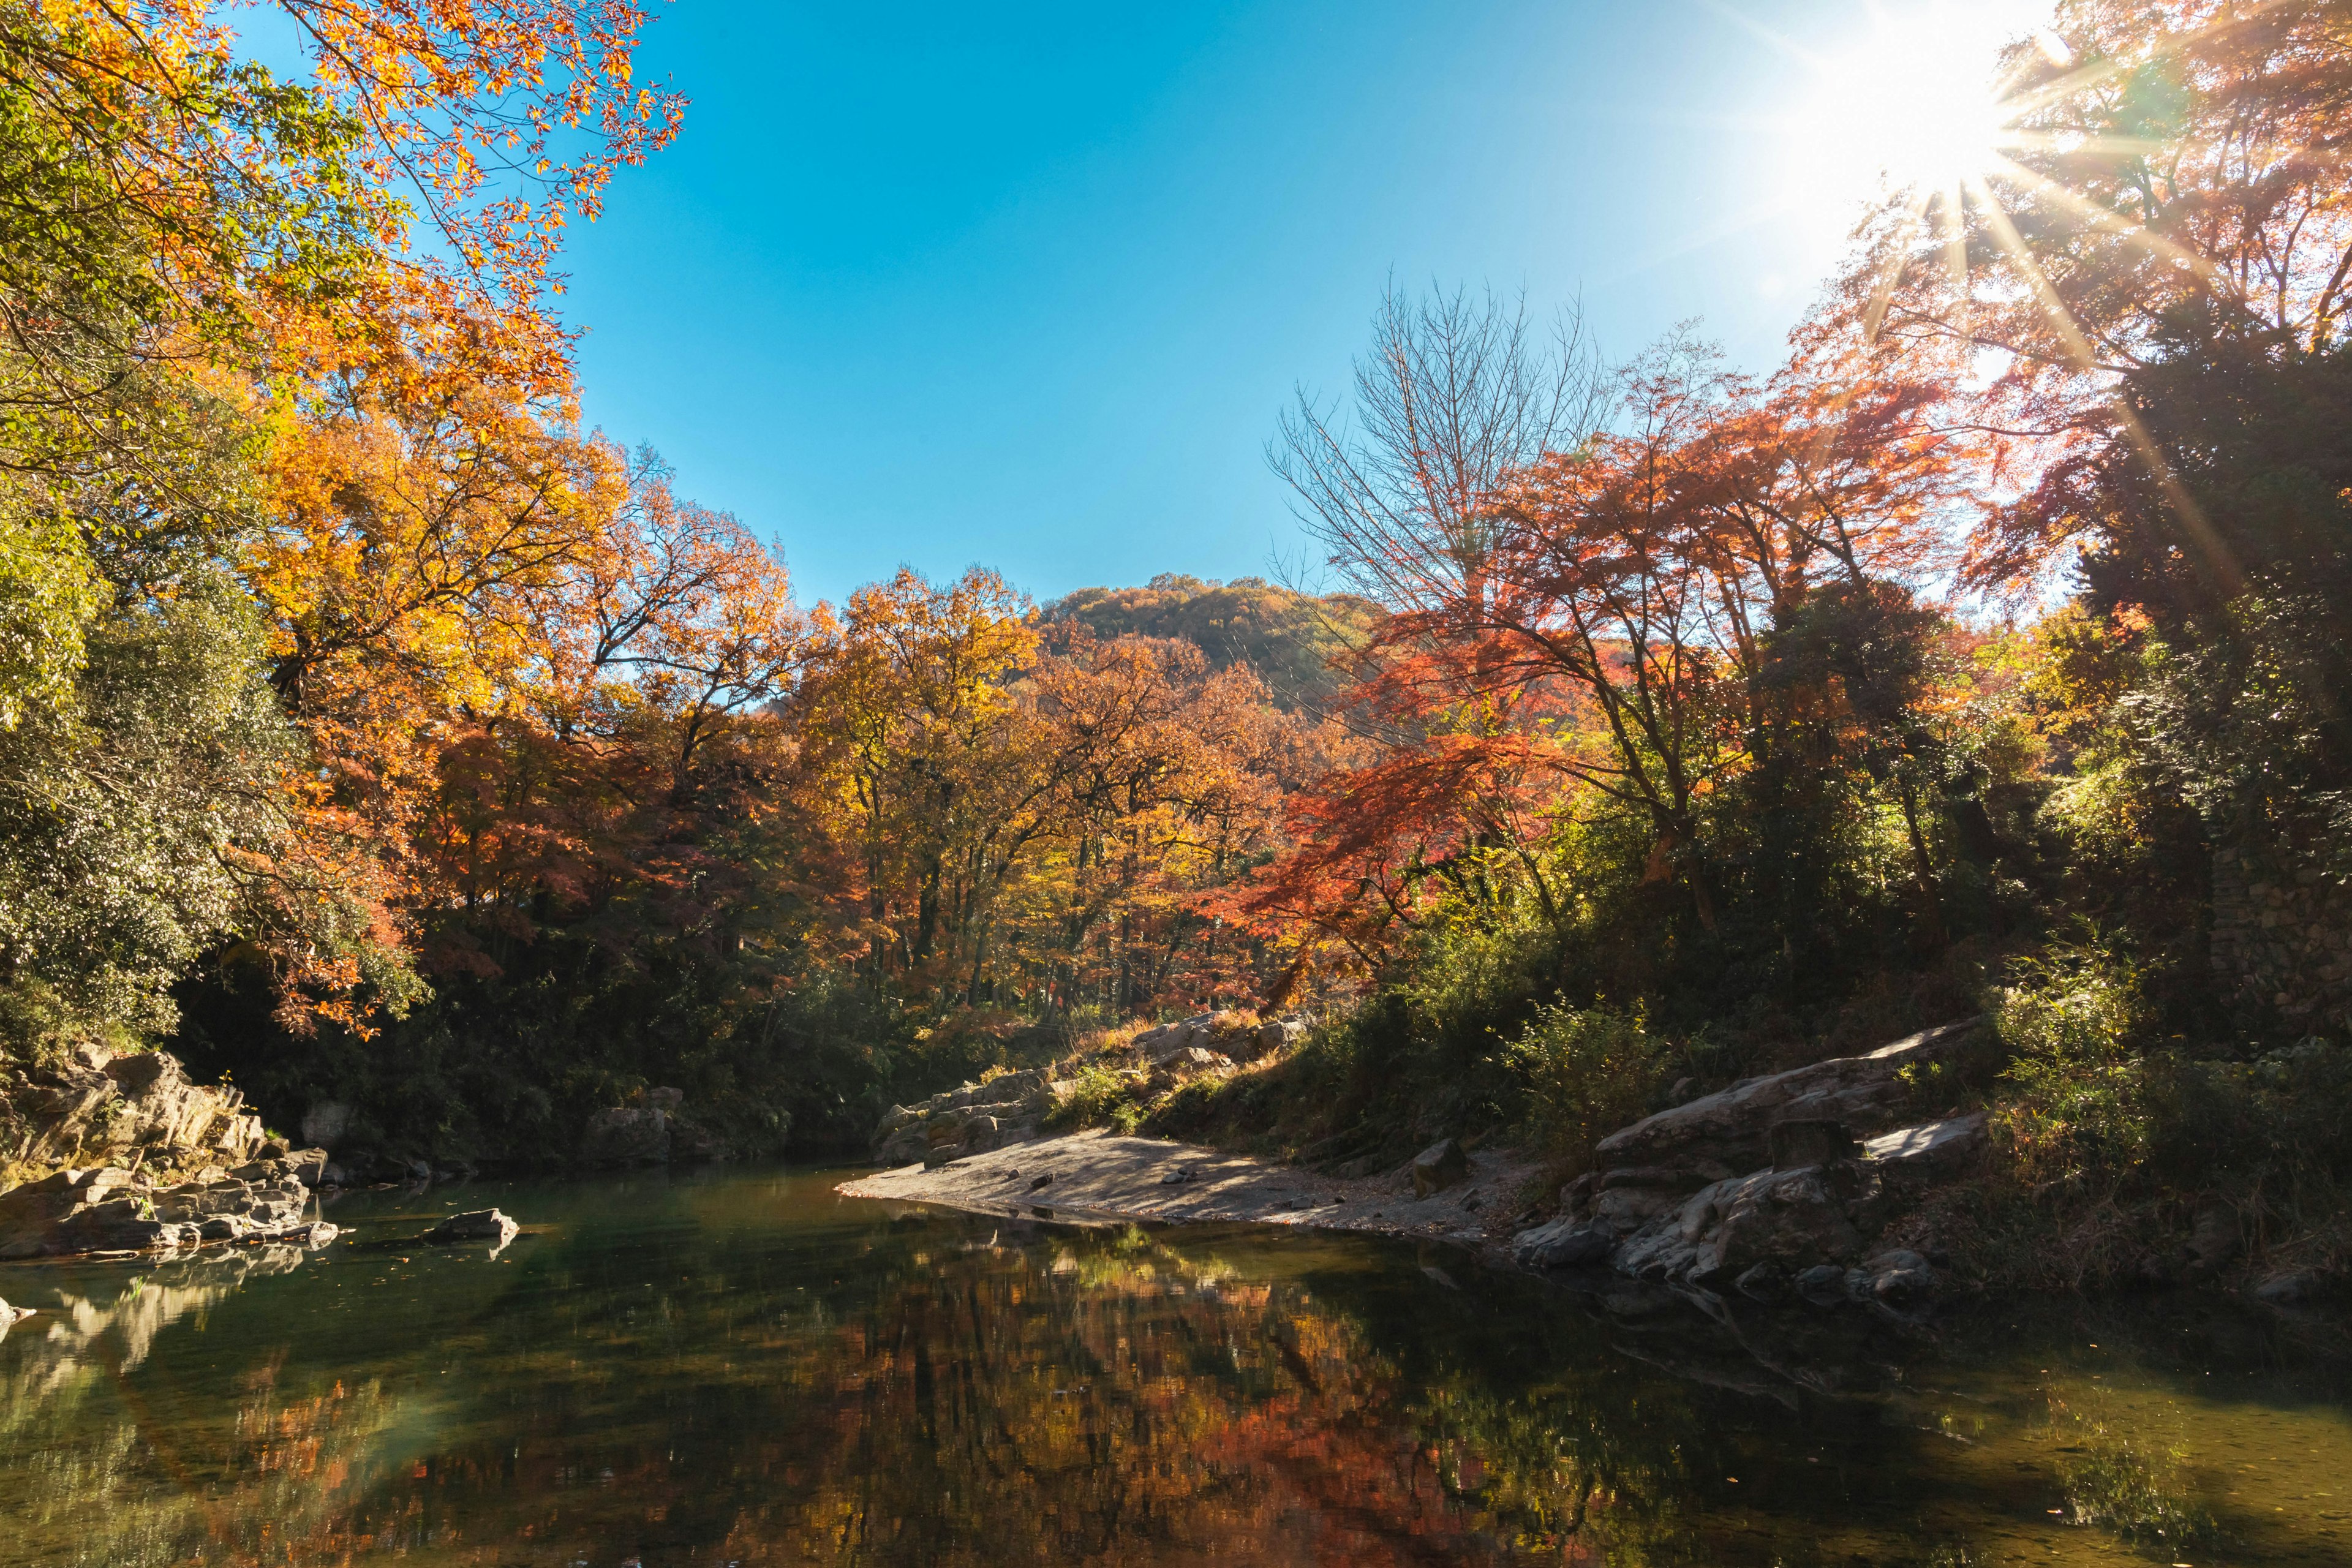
0 1144 340 1260
846 1019 2020 1326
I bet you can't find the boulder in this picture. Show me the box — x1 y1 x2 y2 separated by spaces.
1410 1138 1471 1198
1246 1017 1310 1060
1512 1218 1615 1270
1793 1264 1850 1307
1149 1046 1229 1087
2187 1204 2241 1275
425 1208 519 1248
1861 1113 1987 1177
284 1148 331 1188
2254 1270 2336 1307
1613 1165 1865 1289
1593 1019 1985 1177
582 1107 669 1167
1861 1248 1937 1308
300 1101 352 1148
1768 1119 1859 1170
1136 1015 1218 1063
645 1087 685 1112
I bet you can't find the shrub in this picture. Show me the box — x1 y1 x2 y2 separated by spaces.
1501 1002 1668 1170
1989 937 2155 1193
1043 1063 1142 1133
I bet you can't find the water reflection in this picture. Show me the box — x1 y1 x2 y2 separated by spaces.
0 1167 2346 1566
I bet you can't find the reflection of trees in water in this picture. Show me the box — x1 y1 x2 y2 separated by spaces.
0 1246 407 1568
2 1207 2339 1566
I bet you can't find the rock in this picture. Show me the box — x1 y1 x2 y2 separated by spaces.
3 1048 267 1182
1767 1119 1859 1170
1513 1218 1615 1270
1861 1113 1988 1177
1410 1138 1471 1198
1591 1184 1683 1231
1149 1046 1229 1086
1136 1014 1217 1063
2187 1204 2242 1274
1733 1262 1786 1302
645 1086 685 1112
582 1107 670 1167
283 1148 330 1188
1614 1166 1864 1290
257 1137 292 1160
2255 1270 2331 1307
1593 1019 1985 1177
300 1101 352 1148
1028 1173 1054 1192
1793 1264 1850 1307
1247 1017 1309 1060
1600 1166 1712 1193
425 1208 519 1248
1862 1248 1936 1308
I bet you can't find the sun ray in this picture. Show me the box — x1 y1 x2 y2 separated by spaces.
1983 153 2225 287
1966 176 2245 594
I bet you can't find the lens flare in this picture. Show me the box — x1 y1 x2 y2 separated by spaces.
1779 2 2039 230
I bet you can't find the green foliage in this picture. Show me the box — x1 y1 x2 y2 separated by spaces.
1990 937 2155 1193
1500 1001 1667 1169
0 551 292 1049
2050 1402 2215 1547
1042 1063 1144 1134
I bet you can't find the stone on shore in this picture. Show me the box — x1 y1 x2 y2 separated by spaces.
425 1208 518 1248
1410 1138 1472 1198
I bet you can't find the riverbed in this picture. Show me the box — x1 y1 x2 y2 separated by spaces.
0 1164 2345 1566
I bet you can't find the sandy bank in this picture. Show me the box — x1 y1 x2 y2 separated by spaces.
836 1128 1542 1254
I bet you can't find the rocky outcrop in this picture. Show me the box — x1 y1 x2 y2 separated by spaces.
1589 1020 1985 1177
580 1087 735 1168
872 1069 1055 1166
2 1043 269 1185
1133 1012 1313 1066
0 1163 337 1259
1513 1020 1993 1318
584 1106 672 1167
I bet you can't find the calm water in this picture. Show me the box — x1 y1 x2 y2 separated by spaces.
1 1166 2347 1567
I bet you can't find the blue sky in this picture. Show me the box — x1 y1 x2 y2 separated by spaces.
541 0 2036 606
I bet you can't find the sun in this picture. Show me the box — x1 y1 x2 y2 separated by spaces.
1778 1 2049 237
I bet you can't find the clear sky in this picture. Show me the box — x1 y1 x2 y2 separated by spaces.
550 0 2047 606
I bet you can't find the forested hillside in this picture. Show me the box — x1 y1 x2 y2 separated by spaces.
2 0 2350 1286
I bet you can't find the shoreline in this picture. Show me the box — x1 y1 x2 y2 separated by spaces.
835 1128 1542 1259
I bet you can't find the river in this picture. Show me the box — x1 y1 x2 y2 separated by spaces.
0 1164 2345 1565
